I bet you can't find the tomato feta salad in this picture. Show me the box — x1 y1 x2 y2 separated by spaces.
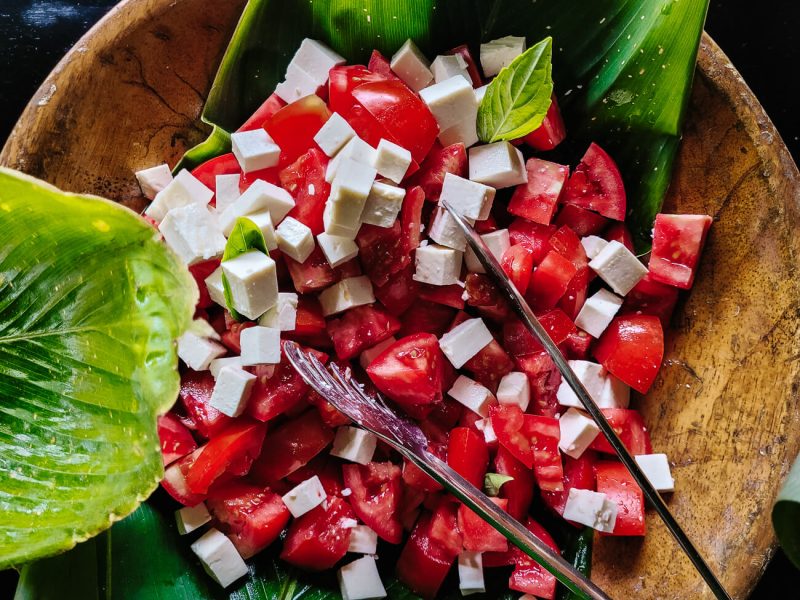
136 36 712 598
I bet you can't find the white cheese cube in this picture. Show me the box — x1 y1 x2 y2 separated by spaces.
275 62 320 104
291 38 346 84
210 356 244 379
136 163 173 200
231 128 281 173
475 417 497 445
465 228 511 273
240 326 281 365
177 331 226 371
438 117 479 149
342 518 359 529
575 288 623 338
331 426 377 465
205 267 227 308
390 39 433 92
413 243 463 286
474 84 489 104
314 112 356 157
188 318 221 341
468 141 528 189
218 180 295 236
439 317 493 369
348 525 379 555
431 54 470 84
496 371 530 411
317 233 359 268
556 360 607 409
480 36 526 78
145 169 213 221
448 375 494 417
458 552 486 596
359 336 397 369
419 76 479 131
209 366 257 417
599 374 630 409
372 139 412 184
258 292 298 331
580 235 609 260
324 158 378 238
221 250 279 320
562 489 618 533
589 240 648 296
558 408 601 459
191 528 249 588
276 216 315 262
215 173 241 213
439 173 495 220
319 276 375 316
240 212 277 251
159 203 226 265
634 454 675 492
326 137 378 182
338 556 387 600
361 182 406 228
428 206 474 251
282 475 327 518
176 502 211 535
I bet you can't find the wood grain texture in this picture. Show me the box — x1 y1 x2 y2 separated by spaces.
1 1 799 598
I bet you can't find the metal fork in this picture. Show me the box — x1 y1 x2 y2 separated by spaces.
284 341 611 600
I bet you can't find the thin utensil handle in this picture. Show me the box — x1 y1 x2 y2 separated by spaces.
441 201 732 600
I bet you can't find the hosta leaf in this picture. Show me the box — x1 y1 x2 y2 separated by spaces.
0 168 197 568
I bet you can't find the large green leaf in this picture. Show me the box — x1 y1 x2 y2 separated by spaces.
0 168 197 568
773 455 800 568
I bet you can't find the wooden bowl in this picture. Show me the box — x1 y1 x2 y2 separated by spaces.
3 1 799 598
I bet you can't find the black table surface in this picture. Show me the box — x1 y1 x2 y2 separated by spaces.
1 0 798 597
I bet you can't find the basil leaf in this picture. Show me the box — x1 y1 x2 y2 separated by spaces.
221 216 269 322
558 527 594 600
0 168 196 568
477 37 553 143
773 455 800 568
484 472 514 496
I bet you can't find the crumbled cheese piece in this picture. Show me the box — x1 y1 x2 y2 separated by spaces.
215 173 241 213
562 489 618 533
348 525 379 554
317 232 359 268
205 266 227 308
419 76 479 131
361 182 406 228
580 235 609 260
438 117 479 149
145 169 213 221
244 212 278 251
159 203 226 265
324 158 378 238
282 475 327 518
276 216 315 263
428 206 474 251
475 417 497 445
210 356 244 379
338 556 387 600
258 292 299 331
556 360 607 409
372 139 412 184
177 331 226 371
600 374 630 409
325 136 378 182
465 228 511 273
458 551 486 596
275 39 345 103
439 317 493 368
431 54 470 84
218 179 295 236
240 326 281 366
359 336 396 369
439 173 495 220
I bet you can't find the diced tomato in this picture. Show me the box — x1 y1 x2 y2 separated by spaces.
509 219 556 264
603 221 635 252
508 158 569 225
447 427 489 488
589 408 653 456
503 310 574 358
329 65 388 116
549 225 589 271
562 329 593 360
280 148 330 235
327 304 401 360
562 143 626 221
188 258 221 309
191 153 241 196
446 45 483 87
292 297 327 336
464 273 512 322
396 513 457 600
286 453 345 497
408 142 468 202
158 413 197 466
595 461 646 536
490 404 535 468
463 339 514 392
401 185 425 252
594 315 664 393
649 213 712 289
621 272 680 328
220 321 256 354
239 165 281 190
515 351 561 417
356 221 406 288
526 250 577 310
398 300 456 337
555 204 609 237
285 246 337 293
307 389 351 428
161 447 205 506
281 496 355 570
179 370 232 439
367 49 401 80
238 93 286 132
402 442 446 492
374 264 419 315
493 445 535 521
418 282 466 309
523 94 566 151
265 94 331 166
541 451 597 518
474 213 498 234
428 500 463 557
558 267 590 320
458 497 509 553
508 518 559 599
343 462 404 543
501 244 534 294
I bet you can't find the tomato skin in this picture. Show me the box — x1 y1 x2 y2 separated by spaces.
402 442 446 492
417 282 466 309
286 454 345 497
595 461 646 536
237 93 285 132
490 404 535 468
428 500 463 557
367 49 401 81
220 321 256 354
265 94 331 166
493 446 536 521
191 153 241 198
458 497 509 553
446 44 483 87
374 264 419 315
508 518 559 599
162 447 205 506
526 250 578 310
593 314 664 393
603 221 635 252
327 304 401 360
179 369 232 439
501 244 534 294
541 451 598 518
447 427 489 488
563 142 627 221
649 213 712 289
621 272 679 328
508 158 569 225
188 258 221 310
281 496 355 570
396 513 457 600
589 408 653 456
463 339 514 392
343 462 404 544
398 300 456 338
504 309 576 359
515 351 561 417
328 65 389 117
562 329 593 360
508 219 557 264
285 246 337 294
408 142 468 202
280 148 331 235
548 225 589 271
558 266 590 321
464 273 512 323
523 94 566 151
555 203 609 237
158 413 198 466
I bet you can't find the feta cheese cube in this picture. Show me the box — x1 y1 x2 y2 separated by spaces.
575 288 623 338
390 39 433 92
558 408 601 459
428 206 474 251
331 426 377 465
218 179 295 236
244 212 278 251
348 525 379 555
634 454 675 492
580 235 609 260
562 489 618 533
556 360 607 409
275 63 320 104
600 374 630 409
325 137 378 182
465 228 511 273
159 203 226 265
276 216 315 262
145 169 213 221
190 528 249 588
176 502 211 535
419 76 479 131
448 375 494 417
439 317 493 368
231 128 281 173
468 141 528 189
496 371 530 411
372 139 412 183
413 243 463 286
210 356 244 379
318 232 359 268
458 552 486 596
240 326 281 365
438 117 479 149
314 112 356 157
589 240 648 296
290 39 346 85
258 292 298 331
205 267 226 308
282 475 327 518
221 250 279 320
135 163 173 200
480 36 526 77
474 84 489 104
361 182 406 228
177 331 226 371
215 173 241 213
338 556 387 600
324 159 378 238
475 417 497 444
319 276 375 316
431 53 470 84
439 173 495 220
209 366 257 417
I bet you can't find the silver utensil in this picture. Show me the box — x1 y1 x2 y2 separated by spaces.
284 341 611 600
441 200 732 600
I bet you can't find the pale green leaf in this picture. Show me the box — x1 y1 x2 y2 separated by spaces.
484 472 514 496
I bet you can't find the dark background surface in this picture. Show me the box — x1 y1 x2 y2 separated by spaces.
0 0 799 596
